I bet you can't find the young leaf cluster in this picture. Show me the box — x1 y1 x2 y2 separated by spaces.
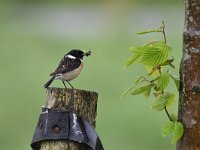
125 41 171 68
122 22 183 144
161 120 184 144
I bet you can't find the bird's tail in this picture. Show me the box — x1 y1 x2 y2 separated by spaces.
43 76 55 88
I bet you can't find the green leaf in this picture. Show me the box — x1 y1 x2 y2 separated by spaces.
126 42 172 68
171 121 184 144
170 113 178 122
166 93 175 108
139 42 171 67
143 88 151 98
124 53 141 68
160 57 175 68
145 66 160 77
129 46 141 52
121 77 145 100
136 29 161 35
153 91 163 97
151 92 175 111
161 121 175 137
162 121 184 144
157 71 170 90
169 72 180 90
151 96 166 111
131 84 153 95
124 47 143 68
125 42 171 69
136 22 165 35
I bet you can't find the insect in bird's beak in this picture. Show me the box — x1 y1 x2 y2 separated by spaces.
84 50 91 57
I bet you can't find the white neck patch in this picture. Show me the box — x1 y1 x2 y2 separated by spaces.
65 55 76 59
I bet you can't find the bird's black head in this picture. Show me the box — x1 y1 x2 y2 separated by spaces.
67 49 91 59
67 49 84 59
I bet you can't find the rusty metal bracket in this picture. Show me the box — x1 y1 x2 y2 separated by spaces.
31 108 104 150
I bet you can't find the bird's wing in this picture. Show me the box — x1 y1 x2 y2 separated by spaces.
50 57 82 76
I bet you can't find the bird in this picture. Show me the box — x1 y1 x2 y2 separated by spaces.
44 49 91 89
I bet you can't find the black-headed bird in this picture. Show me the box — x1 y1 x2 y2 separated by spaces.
44 49 91 89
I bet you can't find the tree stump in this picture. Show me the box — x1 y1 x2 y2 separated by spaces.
40 87 98 150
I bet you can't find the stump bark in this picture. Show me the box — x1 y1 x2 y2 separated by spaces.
40 87 98 150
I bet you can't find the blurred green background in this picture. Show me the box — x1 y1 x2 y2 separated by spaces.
0 0 184 150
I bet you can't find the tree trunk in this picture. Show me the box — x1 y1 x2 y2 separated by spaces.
40 87 98 150
177 0 200 149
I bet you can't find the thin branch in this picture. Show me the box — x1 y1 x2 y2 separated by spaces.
164 107 172 121
136 76 151 83
161 21 167 44
158 67 172 121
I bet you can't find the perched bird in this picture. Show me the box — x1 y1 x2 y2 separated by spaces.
44 49 91 89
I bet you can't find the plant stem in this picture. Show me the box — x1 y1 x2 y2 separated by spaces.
161 21 167 44
137 76 150 82
164 107 172 121
158 67 172 121
163 29 166 44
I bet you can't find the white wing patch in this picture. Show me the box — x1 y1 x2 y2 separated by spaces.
65 55 76 59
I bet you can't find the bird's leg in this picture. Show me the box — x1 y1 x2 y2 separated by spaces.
67 81 74 89
62 80 67 88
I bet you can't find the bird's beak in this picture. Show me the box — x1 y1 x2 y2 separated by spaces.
84 50 91 57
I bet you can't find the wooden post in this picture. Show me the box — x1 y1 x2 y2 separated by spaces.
40 87 98 150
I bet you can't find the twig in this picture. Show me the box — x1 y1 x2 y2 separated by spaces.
164 107 172 121
161 21 167 44
158 67 172 121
